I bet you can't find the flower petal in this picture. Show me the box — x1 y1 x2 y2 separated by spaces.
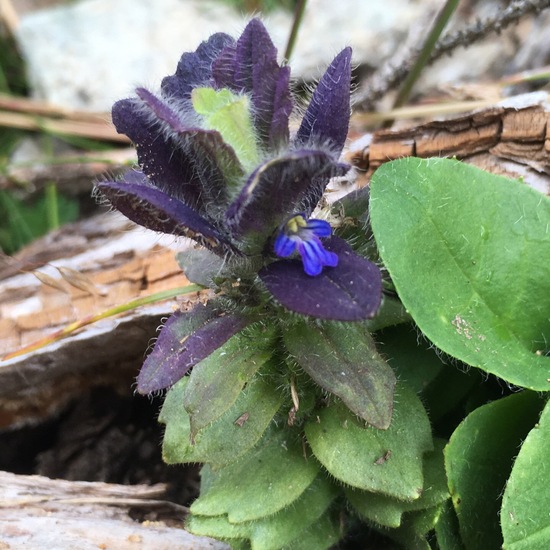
306 218 332 238
298 240 324 276
136 305 250 393
161 32 234 101
212 19 293 149
274 233 297 257
295 47 352 154
226 150 349 240
96 181 237 256
259 237 382 320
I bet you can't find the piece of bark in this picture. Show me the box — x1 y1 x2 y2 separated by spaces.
346 92 550 194
0 211 206 429
0 471 228 549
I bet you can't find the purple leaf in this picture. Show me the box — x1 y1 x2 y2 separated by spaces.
137 305 250 394
284 319 395 428
113 96 243 213
161 32 234 101
268 65 292 148
137 87 244 193
225 150 349 239
212 19 293 149
136 87 187 131
97 181 237 256
112 98 206 211
259 237 382 321
296 47 352 154
211 42 237 89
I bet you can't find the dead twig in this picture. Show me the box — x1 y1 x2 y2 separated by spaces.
356 0 550 110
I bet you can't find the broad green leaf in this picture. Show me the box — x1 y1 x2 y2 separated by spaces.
160 375 282 468
435 500 465 550
192 87 259 170
183 323 276 437
187 475 338 550
280 511 340 550
249 475 338 550
305 382 433 500
186 513 249 541
502 398 550 549
190 428 320 522
445 391 543 549
347 438 449 528
370 157 550 390
384 505 441 550
284 319 396 429
379 324 444 394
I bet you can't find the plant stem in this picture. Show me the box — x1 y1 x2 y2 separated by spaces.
391 0 459 111
45 182 59 230
284 0 307 63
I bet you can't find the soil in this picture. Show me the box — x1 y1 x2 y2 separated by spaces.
0 385 201 509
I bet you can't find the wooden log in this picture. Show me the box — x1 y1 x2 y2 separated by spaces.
0 211 205 429
0 471 228 549
345 92 550 194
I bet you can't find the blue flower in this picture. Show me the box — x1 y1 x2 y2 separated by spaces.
274 215 338 276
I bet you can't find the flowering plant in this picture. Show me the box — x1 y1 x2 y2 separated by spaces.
96 17 550 550
96 18 385 396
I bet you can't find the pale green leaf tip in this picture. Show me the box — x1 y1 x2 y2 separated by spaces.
191 87 260 170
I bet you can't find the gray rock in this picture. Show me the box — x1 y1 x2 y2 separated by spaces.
15 0 426 110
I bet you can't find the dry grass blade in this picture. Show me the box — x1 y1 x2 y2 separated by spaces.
55 266 103 296
33 270 68 293
0 109 129 142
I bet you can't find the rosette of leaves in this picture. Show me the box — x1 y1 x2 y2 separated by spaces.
96 19 442 550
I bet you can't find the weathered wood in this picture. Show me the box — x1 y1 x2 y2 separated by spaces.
0 471 228 549
346 92 550 194
0 211 205 429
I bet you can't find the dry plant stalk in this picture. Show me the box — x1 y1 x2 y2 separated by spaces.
356 0 550 109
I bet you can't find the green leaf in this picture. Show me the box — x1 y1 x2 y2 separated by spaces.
192 87 259 170
305 382 433 500
385 505 441 550
186 513 249 541
365 295 411 332
379 324 444 394
187 475 338 550
370 157 550 390
284 319 396 429
501 398 550 549
190 428 320 522
280 511 340 550
183 323 276 438
160 375 283 468
434 500 465 550
175 248 225 287
347 438 449 528
249 475 338 550
444 391 544 549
